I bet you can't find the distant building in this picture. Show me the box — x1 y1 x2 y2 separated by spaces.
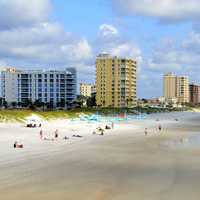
80 83 95 97
96 53 137 108
1 67 77 108
189 84 200 105
163 73 189 104
91 85 96 96
163 73 177 100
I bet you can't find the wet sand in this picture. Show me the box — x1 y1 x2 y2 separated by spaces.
1 112 200 200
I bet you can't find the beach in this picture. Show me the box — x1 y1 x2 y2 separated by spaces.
1 112 200 199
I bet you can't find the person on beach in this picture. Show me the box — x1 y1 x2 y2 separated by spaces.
145 128 148 136
158 124 162 132
100 129 104 135
55 129 59 138
63 136 69 140
14 141 17 148
39 130 43 140
111 122 114 129
92 131 96 135
13 141 23 148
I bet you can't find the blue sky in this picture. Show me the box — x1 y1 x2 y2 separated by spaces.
0 0 200 98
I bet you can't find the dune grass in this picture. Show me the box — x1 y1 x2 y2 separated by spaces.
0 106 186 123
0 109 93 123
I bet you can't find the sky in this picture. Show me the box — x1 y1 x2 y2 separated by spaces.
0 0 200 98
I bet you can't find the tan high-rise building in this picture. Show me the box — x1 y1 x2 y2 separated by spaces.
163 73 189 104
80 83 95 97
96 54 137 108
163 73 177 99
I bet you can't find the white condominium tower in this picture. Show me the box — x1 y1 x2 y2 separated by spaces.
1 67 77 108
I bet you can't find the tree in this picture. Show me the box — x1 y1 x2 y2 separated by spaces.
75 95 87 107
87 95 96 107
0 98 3 108
34 99 43 108
17 102 22 108
102 100 106 107
11 102 17 108
126 98 133 108
3 100 8 108
60 99 66 108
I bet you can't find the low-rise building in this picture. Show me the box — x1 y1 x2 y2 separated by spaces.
80 83 95 97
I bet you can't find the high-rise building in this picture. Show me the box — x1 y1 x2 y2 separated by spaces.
96 53 137 108
80 83 95 97
1 67 77 107
189 84 200 105
163 73 189 104
163 73 177 99
176 76 189 103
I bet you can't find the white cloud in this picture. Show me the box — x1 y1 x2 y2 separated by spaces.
96 24 142 62
111 43 142 59
0 22 93 66
146 32 200 74
0 0 51 29
99 24 119 37
112 0 200 22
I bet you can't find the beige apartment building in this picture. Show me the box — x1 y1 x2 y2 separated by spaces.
163 73 189 104
96 53 137 108
80 83 95 97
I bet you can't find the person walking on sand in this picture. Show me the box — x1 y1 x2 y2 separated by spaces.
111 122 114 129
55 129 59 138
145 128 148 136
39 130 43 140
158 124 162 132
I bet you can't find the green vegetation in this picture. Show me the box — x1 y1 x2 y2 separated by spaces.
0 109 92 122
0 106 189 123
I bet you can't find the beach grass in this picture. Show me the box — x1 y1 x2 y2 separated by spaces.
0 109 92 122
0 106 187 123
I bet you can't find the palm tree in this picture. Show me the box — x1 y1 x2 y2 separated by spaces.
17 102 22 108
102 100 106 107
11 102 17 108
3 100 8 108
126 98 133 108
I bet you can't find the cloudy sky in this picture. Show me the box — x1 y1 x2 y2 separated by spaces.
0 0 200 98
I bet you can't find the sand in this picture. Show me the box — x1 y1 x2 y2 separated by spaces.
1 112 200 200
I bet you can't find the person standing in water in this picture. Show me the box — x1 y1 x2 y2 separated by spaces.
55 129 59 138
111 122 114 129
39 130 43 140
144 128 148 136
158 124 162 132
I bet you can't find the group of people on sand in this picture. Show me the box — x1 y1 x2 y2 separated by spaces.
144 124 162 136
14 122 115 149
93 123 114 136
39 129 59 141
39 129 84 141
